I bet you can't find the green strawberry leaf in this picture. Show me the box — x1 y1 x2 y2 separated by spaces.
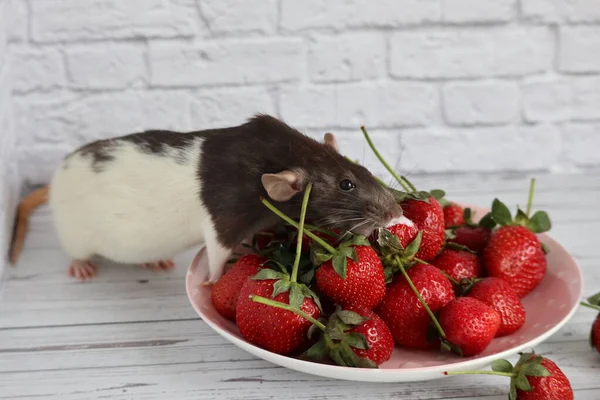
311 248 333 266
332 254 348 280
329 348 349 367
541 242 551 255
463 207 473 224
403 231 423 259
445 242 476 253
587 292 600 306
346 234 371 247
478 212 497 229
440 340 463 357
491 198 513 226
430 189 446 200
522 363 550 377
301 285 323 313
289 284 304 309
527 211 552 233
251 268 286 281
271 279 291 297
491 359 514 373
509 380 518 400
444 228 457 240
515 208 529 226
514 374 533 391
302 339 327 361
307 320 324 340
345 332 370 350
336 310 368 326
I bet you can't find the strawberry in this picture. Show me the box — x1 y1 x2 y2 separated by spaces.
445 352 574 400
465 277 525 337
236 278 321 354
401 196 445 262
443 203 464 228
376 263 455 349
211 254 267 321
372 216 419 249
581 291 600 353
431 248 482 283
236 182 323 355
483 179 551 298
447 207 495 253
439 297 501 356
315 243 386 310
343 305 394 365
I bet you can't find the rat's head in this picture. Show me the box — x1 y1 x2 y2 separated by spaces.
260 132 403 237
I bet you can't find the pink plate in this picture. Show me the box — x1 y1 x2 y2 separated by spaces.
185 203 583 382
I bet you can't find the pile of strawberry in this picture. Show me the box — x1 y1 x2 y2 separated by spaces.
208 127 572 397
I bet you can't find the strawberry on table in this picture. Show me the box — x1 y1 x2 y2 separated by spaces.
445 351 574 400
465 277 526 337
447 207 496 253
438 297 501 357
431 247 482 283
442 202 465 228
483 178 551 298
211 254 267 321
580 291 600 353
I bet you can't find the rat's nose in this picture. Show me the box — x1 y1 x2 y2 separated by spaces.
387 204 403 220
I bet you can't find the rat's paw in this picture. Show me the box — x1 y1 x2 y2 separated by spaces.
68 260 97 281
141 260 176 272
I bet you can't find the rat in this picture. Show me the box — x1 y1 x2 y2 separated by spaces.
9 114 403 283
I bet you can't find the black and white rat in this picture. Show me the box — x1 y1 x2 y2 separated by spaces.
9 114 403 283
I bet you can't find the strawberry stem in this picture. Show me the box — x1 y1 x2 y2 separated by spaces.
303 224 340 238
251 295 326 331
444 370 515 378
395 255 447 339
526 178 536 218
260 197 339 255
360 126 412 192
291 182 312 283
580 301 600 311
439 270 460 286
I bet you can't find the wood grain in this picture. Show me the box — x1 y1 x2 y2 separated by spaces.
1 173 599 399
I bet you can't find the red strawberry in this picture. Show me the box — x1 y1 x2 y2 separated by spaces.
316 245 386 310
439 297 500 356
211 254 267 321
376 263 455 349
401 197 445 261
342 305 394 365
445 352 573 400
449 225 491 253
484 225 547 298
383 217 419 248
466 277 525 337
431 248 482 282
517 357 573 400
592 313 600 353
236 277 321 355
483 180 551 298
443 203 464 228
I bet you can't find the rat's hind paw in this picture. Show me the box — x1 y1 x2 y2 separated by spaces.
141 260 176 272
68 260 97 281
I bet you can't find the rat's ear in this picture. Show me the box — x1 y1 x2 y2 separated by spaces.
323 132 339 152
261 170 304 202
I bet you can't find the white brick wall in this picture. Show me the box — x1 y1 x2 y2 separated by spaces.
1 0 19 278
3 0 600 186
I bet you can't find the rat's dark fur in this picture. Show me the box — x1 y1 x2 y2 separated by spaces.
67 114 401 249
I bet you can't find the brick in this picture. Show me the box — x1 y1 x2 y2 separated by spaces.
571 76 600 121
390 27 553 79
201 0 277 35
521 0 600 23
15 91 193 147
280 82 438 129
149 39 303 87
65 43 147 89
522 79 571 123
308 33 385 83
0 1 7 68
0 63 15 155
443 0 515 23
443 81 519 126
10 47 66 93
561 123 600 167
17 145 72 186
559 26 600 73
399 125 561 173
31 0 195 42
7 0 28 42
190 87 276 128
280 0 441 31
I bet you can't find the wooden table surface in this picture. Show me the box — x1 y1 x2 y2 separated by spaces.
1 173 599 399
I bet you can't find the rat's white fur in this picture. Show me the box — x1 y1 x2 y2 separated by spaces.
49 138 231 282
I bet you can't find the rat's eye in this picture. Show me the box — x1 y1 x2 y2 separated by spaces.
339 179 356 191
